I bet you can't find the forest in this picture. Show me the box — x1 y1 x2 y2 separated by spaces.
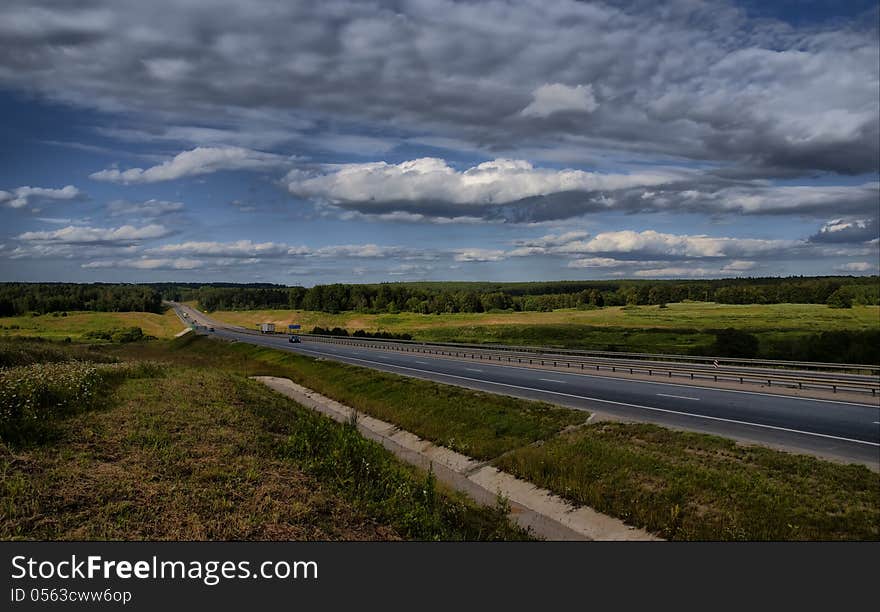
177 277 879 314
0 283 163 316
1 277 877 317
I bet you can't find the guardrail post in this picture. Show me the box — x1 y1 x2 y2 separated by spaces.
832 385 836 393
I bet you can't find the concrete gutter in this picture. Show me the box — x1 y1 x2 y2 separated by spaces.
254 375 660 542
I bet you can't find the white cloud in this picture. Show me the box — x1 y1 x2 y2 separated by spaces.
632 267 718 278
520 83 598 117
82 257 203 270
17 224 171 244
286 157 675 206
721 260 757 272
563 230 796 258
146 239 292 258
566 257 629 268
311 244 402 258
108 199 184 217
453 248 507 262
90 146 288 184
835 261 874 273
0 185 81 209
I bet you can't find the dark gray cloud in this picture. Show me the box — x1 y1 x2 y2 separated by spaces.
0 0 876 177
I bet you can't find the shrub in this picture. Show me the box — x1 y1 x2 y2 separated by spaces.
0 361 163 444
710 328 759 358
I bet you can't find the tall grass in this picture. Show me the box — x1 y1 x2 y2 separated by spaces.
0 361 163 444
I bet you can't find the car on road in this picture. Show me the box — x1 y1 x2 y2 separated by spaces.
209 327 215 332
289 335 301 343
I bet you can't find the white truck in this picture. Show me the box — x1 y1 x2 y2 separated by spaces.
260 323 275 334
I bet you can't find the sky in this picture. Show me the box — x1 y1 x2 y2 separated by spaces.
0 0 878 285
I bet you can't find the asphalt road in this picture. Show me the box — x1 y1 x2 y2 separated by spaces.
172 303 880 468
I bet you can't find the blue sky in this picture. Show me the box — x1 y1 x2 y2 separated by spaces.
0 0 877 285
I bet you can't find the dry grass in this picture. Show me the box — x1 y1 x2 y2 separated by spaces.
1 370 398 540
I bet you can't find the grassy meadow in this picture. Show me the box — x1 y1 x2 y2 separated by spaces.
0 308 184 341
201 301 880 355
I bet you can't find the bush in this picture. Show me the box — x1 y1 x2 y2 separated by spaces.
84 327 145 343
710 328 760 358
0 361 163 444
826 289 852 309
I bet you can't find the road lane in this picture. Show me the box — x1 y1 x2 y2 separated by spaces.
171 303 880 467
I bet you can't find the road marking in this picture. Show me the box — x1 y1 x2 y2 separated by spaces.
466 368 483 373
365 349 879 408
657 393 700 401
415 360 430 364
539 378 566 384
185 309 880 408
290 345 880 448
874 421 880 425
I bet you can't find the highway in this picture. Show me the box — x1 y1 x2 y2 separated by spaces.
171 303 880 468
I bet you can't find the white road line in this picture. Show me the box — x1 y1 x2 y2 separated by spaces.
466 368 484 373
657 393 700 401
358 348 879 408
290 345 880 448
539 378 566 384
200 319 880 408
415 360 429 365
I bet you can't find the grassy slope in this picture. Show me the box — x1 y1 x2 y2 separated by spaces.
0 309 184 340
203 302 880 352
1 340 526 541
129 335 879 541
495 423 879 540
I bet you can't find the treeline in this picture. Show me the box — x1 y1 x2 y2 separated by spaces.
0 283 163 317
183 277 879 314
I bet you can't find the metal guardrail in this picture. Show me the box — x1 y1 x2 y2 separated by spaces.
296 333 880 373
167 304 880 396
303 334 880 396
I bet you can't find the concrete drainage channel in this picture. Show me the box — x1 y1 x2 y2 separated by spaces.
254 375 659 542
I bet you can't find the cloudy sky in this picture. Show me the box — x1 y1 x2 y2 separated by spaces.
0 0 878 285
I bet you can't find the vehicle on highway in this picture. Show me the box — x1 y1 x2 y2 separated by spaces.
260 323 275 334
209 327 215 332
289 335 301 343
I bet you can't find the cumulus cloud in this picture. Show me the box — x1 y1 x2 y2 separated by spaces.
17 224 171 244
810 217 879 244
145 240 292 258
82 257 203 270
311 244 405 259
90 146 289 184
0 185 81 209
288 158 673 205
107 199 184 217
520 83 598 117
632 267 721 278
562 230 798 259
835 261 874 273
453 249 507 262
566 257 630 268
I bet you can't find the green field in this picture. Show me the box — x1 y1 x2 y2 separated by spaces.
202 302 880 356
0 309 185 340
